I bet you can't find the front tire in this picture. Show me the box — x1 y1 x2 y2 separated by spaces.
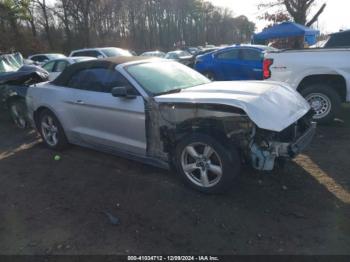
9 99 28 129
301 84 341 124
175 134 240 194
38 109 68 150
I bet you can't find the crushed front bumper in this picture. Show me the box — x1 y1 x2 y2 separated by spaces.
289 122 317 157
250 121 316 171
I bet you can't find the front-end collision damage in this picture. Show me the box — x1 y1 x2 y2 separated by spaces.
145 100 253 163
145 98 316 171
249 111 316 171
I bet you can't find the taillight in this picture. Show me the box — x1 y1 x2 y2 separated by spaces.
263 59 273 79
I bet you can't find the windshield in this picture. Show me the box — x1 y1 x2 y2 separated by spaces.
102 48 133 57
165 51 191 59
0 54 23 73
142 52 165 58
126 61 210 96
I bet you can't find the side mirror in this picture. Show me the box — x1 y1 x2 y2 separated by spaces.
111 86 136 99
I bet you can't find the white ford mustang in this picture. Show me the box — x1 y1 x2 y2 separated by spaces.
26 57 316 193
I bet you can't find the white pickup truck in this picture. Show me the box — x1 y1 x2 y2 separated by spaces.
264 48 350 123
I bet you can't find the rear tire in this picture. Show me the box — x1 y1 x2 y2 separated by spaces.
301 84 341 124
38 109 69 150
174 134 240 194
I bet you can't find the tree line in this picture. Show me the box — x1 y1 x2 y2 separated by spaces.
0 0 256 55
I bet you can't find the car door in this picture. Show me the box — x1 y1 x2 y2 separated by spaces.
66 67 147 156
214 48 242 80
239 48 263 80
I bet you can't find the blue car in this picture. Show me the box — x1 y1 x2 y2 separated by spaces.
194 45 277 81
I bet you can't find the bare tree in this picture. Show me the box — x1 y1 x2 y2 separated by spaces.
0 0 256 54
259 0 326 27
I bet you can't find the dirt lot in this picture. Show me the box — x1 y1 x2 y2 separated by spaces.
0 107 350 255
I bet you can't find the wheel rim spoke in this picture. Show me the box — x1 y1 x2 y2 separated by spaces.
186 146 199 159
200 169 210 187
52 133 58 145
203 145 214 158
208 164 222 177
183 163 199 173
42 122 50 129
47 117 53 126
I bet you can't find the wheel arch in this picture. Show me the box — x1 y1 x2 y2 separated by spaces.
160 115 251 159
33 106 64 130
297 74 347 102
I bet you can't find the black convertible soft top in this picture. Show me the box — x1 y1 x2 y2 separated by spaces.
53 56 152 86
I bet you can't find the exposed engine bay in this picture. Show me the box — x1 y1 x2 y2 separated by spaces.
146 101 316 171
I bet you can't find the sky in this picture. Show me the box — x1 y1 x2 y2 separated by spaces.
208 0 349 34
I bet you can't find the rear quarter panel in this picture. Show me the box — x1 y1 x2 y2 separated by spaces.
27 82 77 136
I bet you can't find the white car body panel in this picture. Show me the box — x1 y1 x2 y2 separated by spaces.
27 82 147 155
265 48 350 101
155 81 310 132
48 72 60 81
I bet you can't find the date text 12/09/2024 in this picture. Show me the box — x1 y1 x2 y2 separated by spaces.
127 256 219 261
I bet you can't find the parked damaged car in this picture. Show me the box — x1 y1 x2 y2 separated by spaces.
1 53 49 128
26 57 316 193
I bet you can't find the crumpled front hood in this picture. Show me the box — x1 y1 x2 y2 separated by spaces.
155 81 311 132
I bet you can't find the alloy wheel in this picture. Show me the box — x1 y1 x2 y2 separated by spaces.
10 103 27 129
181 142 223 188
41 115 59 147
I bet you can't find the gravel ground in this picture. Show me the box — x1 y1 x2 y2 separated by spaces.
0 107 349 255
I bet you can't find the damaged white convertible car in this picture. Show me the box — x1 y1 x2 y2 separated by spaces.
26 57 316 193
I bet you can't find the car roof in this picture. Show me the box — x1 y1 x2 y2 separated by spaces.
167 50 184 54
70 56 96 61
52 56 152 86
143 51 164 54
228 44 269 50
43 57 95 64
71 47 125 52
29 53 64 57
207 44 274 54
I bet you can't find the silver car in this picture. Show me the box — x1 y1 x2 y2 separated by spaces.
26 57 316 193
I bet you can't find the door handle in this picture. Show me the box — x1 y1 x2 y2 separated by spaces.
75 100 85 104
253 68 262 72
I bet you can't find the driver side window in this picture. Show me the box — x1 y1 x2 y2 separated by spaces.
67 68 139 95
216 49 239 60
